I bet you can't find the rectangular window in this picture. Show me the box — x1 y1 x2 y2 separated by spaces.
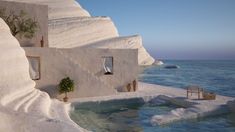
27 56 41 80
102 56 113 75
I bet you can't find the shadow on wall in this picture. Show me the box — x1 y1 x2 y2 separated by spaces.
21 41 36 47
116 80 138 92
40 85 59 98
95 70 104 77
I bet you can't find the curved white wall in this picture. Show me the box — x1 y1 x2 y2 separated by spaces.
0 19 34 101
0 18 84 132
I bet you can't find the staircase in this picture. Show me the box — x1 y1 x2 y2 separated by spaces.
2 87 51 116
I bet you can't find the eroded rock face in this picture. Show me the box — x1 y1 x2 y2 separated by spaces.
83 35 155 65
0 18 85 132
48 17 119 48
2 0 155 65
2 0 90 19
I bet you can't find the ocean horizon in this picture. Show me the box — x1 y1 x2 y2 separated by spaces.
70 60 235 132
139 60 235 97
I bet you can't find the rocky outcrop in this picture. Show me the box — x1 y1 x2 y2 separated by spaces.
0 18 85 132
83 35 155 65
3 0 90 19
48 17 119 48
2 0 155 65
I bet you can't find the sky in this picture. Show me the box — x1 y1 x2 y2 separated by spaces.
78 0 235 60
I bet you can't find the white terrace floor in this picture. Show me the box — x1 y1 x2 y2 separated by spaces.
70 82 235 125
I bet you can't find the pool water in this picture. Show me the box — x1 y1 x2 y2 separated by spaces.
70 61 235 131
71 99 178 132
70 99 235 132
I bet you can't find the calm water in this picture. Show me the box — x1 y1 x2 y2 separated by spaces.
71 60 235 132
71 99 181 132
140 60 235 97
71 100 235 132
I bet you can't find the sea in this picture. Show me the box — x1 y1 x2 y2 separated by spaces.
139 60 235 97
71 60 235 132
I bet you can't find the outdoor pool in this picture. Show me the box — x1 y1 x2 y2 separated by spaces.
70 98 235 132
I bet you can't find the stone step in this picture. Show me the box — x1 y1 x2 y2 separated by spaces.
1 81 35 106
23 90 41 113
27 92 52 116
13 90 38 111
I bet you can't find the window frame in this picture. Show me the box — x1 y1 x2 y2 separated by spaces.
102 56 114 75
27 56 41 80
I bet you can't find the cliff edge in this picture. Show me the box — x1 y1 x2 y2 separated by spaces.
0 18 86 132
2 0 155 65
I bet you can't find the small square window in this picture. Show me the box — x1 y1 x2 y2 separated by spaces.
27 56 41 80
102 56 113 75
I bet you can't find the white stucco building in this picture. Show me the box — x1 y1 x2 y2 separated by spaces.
0 0 155 99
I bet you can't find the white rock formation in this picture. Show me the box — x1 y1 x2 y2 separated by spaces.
82 35 155 65
2 0 155 65
154 60 164 66
0 18 86 132
3 0 90 19
48 17 119 48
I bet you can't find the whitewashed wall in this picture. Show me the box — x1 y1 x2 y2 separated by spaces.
1 0 155 65
24 47 138 99
0 0 48 47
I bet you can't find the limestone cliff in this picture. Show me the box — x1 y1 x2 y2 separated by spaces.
48 17 119 48
3 0 90 19
2 0 155 65
0 18 85 132
83 35 155 65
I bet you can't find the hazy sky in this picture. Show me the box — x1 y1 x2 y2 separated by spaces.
78 0 235 60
